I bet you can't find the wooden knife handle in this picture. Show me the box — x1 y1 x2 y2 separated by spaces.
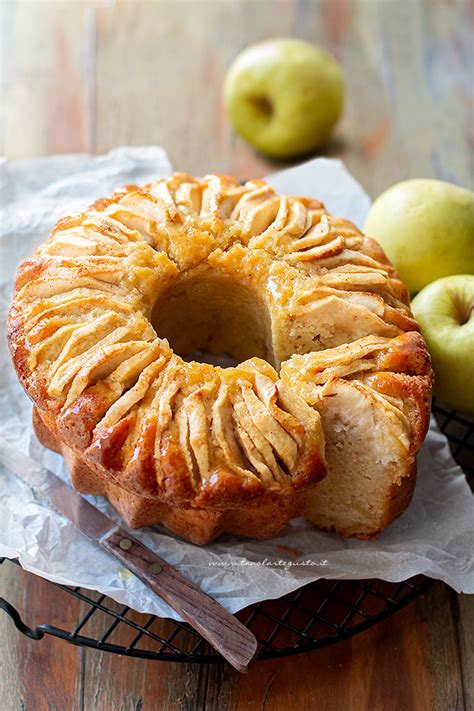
100 526 258 672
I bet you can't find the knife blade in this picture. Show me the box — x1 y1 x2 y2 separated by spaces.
0 436 258 672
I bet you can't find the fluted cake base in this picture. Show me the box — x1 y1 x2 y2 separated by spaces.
33 406 308 545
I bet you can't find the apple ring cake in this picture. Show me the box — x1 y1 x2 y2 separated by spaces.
8 173 432 544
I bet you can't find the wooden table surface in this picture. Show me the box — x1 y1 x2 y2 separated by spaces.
1 1 473 709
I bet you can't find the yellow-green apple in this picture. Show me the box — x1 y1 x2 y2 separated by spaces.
364 179 474 293
411 275 474 413
223 39 344 159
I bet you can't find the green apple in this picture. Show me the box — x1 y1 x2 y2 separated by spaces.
411 275 474 413
223 39 344 159
364 179 474 293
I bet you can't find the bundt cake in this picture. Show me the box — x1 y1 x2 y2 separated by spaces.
8 173 432 544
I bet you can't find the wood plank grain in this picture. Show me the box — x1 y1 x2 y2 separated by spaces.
79 597 209 710
77 582 467 711
423 586 466 711
455 594 474 711
371 0 473 192
82 650 205 711
0 0 96 157
228 585 460 711
292 0 474 197
0 561 84 710
1 583 469 710
94 0 287 180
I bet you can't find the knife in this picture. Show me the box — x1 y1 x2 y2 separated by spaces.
0 436 258 672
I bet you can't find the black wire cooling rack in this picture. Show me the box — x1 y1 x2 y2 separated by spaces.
1 399 473 663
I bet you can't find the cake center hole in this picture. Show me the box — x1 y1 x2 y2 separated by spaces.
151 271 275 368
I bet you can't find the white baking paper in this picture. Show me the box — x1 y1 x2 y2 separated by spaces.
0 147 473 621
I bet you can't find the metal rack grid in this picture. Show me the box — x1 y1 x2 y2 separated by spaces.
1 399 472 663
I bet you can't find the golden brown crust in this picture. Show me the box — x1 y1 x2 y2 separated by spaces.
34 408 309 544
10 173 433 543
365 371 432 454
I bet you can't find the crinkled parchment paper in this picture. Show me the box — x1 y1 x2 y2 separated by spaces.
1 147 473 621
